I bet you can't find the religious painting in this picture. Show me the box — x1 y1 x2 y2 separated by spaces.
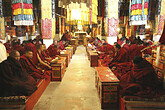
108 17 118 37
42 18 52 39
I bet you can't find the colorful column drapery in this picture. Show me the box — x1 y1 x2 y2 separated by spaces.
129 0 149 25
12 0 33 25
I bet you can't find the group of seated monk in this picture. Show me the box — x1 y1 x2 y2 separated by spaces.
0 36 70 97
89 36 164 98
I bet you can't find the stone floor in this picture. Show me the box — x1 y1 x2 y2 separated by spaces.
33 45 102 110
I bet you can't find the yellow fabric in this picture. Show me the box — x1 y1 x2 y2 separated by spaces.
13 8 22 15
23 9 33 15
144 8 148 15
131 9 142 15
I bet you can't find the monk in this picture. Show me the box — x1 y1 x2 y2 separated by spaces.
42 44 52 62
47 41 60 58
24 40 37 53
120 56 163 98
33 44 51 70
59 40 66 50
12 42 25 56
99 42 114 59
20 50 49 80
128 41 151 62
61 31 70 41
108 44 128 68
0 50 37 96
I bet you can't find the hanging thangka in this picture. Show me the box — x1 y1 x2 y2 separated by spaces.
12 0 34 25
129 0 149 25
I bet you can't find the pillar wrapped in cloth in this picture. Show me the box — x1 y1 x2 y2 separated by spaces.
12 0 34 25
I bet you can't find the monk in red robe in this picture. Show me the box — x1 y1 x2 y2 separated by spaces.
108 44 128 68
33 44 51 71
20 50 49 80
0 50 37 96
42 44 52 62
24 40 37 53
59 40 65 50
128 41 151 62
12 42 25 56
120 56 163 98
47 41 60 58
99 43 114 59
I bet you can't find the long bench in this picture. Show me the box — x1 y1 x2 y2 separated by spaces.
0 77 51 110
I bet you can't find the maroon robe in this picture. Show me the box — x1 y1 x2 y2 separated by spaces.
13 44 25 56
59 41 65 50
0 56 37 96
109 48 128 68
20 55 48 79
128 44 151 62
120 59 163 98
47 44 60 57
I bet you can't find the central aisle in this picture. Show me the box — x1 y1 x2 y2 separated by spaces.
34 45 101 110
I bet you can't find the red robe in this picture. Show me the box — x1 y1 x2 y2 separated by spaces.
120 59 163 98
99 44 114 59
47 44 60 57
0 56 37 96
128 44 151 62
24 43 37 52
20 55 48 79
59 41 65 50
13 44 25 56
109 48 128 68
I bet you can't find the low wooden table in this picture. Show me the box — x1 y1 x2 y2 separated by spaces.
51 57 66 81
60 50 70 67
89 51 98 67
95 67 120 109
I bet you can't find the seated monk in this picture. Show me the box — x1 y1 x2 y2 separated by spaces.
20 50 49 80
0 50 37 96
99 43 115 59
59 40 66 50
108 44 128 69
128 41 151 62
12 42 25 56
120 56 163 98
33 44 51 70
42 44 52 62
47 41 60 59
47 41 60 58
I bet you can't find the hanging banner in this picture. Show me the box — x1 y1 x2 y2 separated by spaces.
108 0 119 37
108 17 118 37
42 18 52 39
